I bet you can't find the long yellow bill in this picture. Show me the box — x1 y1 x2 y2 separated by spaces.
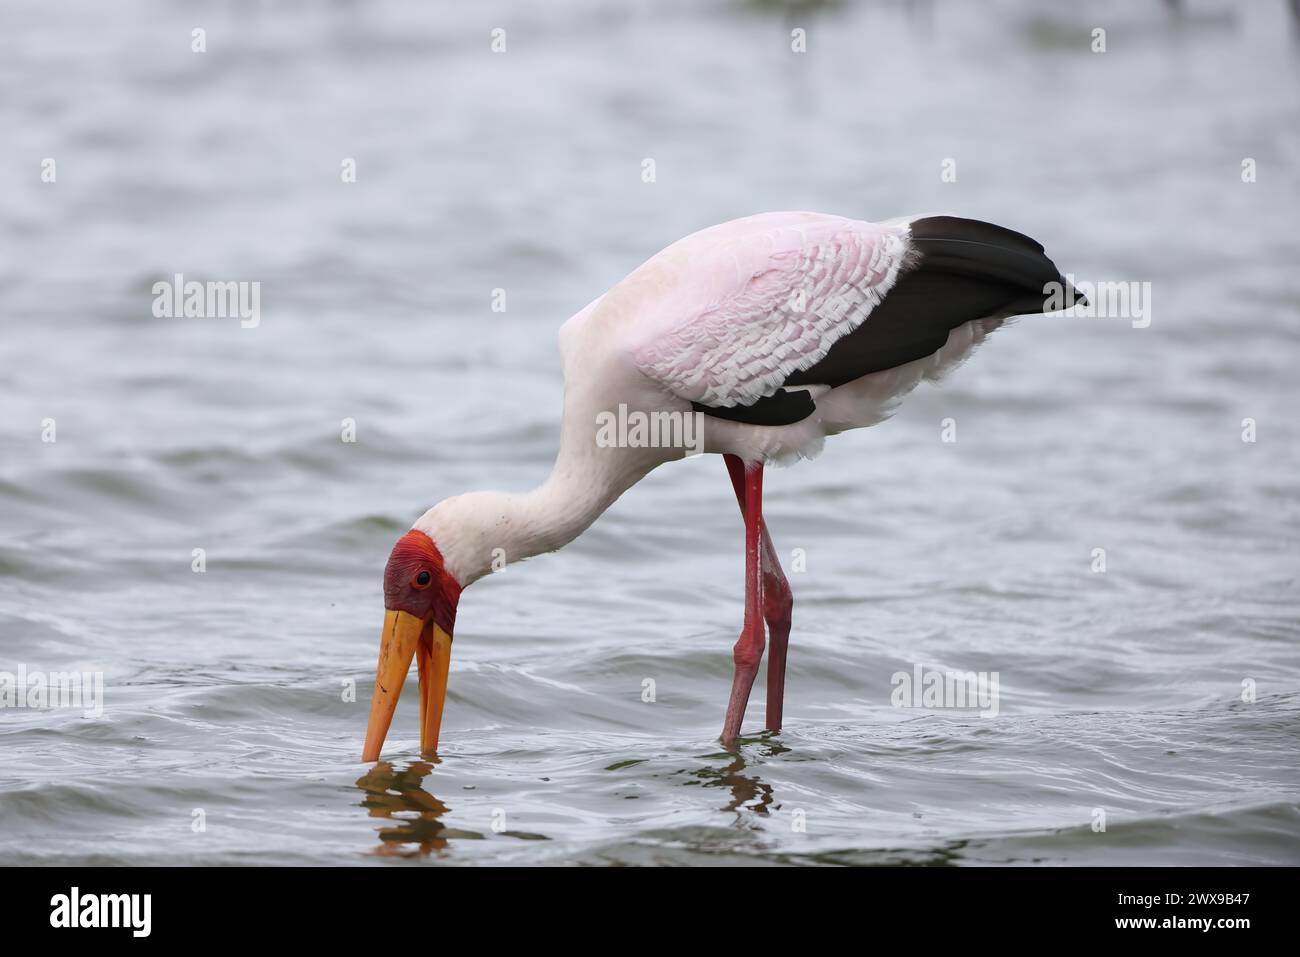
362 609 453 762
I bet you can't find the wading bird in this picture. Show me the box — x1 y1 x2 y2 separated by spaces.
362 212 1082 760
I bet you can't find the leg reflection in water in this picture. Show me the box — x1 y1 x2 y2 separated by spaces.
690 735 792 824
354 761 484 857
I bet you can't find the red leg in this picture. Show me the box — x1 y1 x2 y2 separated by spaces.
720 459 765 743
761 542 791 733
724 454 793 733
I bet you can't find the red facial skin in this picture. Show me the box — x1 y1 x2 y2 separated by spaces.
383 530 461 636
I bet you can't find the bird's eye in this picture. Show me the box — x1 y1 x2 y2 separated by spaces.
413 570 432 589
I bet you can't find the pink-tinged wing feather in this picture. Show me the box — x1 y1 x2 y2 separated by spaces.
632 215 912 409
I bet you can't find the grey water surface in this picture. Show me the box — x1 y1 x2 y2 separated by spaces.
1 0 1298 865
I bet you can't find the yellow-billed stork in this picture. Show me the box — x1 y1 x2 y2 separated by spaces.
362 211 1083 760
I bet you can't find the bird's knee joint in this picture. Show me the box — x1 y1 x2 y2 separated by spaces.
732 636 764 670
764 582 793 629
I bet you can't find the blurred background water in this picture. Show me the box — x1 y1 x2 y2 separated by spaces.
1 0 1298 865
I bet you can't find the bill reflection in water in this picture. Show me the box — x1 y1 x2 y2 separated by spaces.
355 762 549 857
